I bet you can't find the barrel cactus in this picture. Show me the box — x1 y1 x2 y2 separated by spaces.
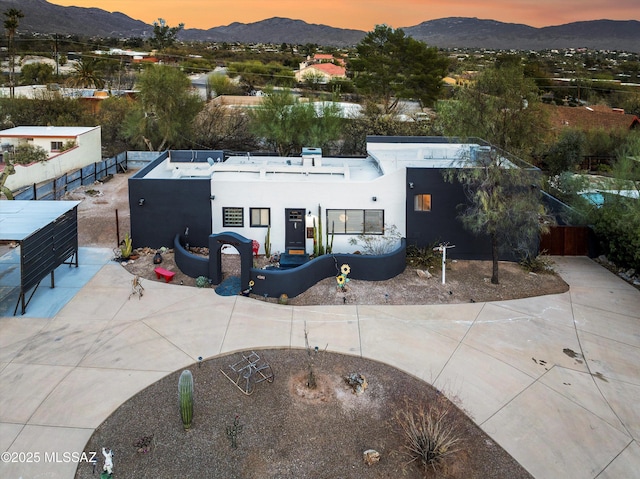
178 370 194 430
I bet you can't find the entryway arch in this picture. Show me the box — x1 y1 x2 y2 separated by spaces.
208 232 253 290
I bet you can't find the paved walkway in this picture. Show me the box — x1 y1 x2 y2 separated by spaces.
1 254 639 478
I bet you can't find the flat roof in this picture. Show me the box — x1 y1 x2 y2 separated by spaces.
0 126 98 138
0 201 81 241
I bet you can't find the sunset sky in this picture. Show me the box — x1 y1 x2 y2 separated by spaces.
47 0 639 31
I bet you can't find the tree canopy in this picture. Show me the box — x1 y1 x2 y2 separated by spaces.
3 8 24 98
250 89 342 156
444 149 550 284
124 65 203 151
349 25 449 112
437 64 549 161
150 18 184 50
227 61 294 92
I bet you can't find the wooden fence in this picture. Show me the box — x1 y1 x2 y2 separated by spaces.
540 226 593 256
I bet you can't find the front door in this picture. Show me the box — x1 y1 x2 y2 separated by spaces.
285 208 305 250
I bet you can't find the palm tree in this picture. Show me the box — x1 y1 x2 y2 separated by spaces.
3 8 24 98
66 57 105 89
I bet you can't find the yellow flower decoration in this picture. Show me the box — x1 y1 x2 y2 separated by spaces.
248 280 255 287
336 275 346 286
341 264 351 275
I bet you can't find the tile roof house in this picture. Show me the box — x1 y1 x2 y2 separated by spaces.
295 63 347 83
544 104 640 133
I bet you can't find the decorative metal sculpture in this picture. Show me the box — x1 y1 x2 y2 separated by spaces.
220 351 274 395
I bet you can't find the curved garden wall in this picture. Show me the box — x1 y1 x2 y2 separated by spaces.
174 234 208 279
249 239 406 299
173 233 406 299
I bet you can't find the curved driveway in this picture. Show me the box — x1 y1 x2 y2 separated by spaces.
1 254 639 478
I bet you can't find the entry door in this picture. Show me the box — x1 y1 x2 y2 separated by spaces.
285 208 305 249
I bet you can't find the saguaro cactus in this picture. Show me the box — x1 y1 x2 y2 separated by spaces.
178 370 194 430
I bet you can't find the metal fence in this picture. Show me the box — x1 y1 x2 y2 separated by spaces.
13 152 129 201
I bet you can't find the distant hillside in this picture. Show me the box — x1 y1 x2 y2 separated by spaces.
0 0 150 38
180 17 365 47
1 0 638 51
404 17 640 51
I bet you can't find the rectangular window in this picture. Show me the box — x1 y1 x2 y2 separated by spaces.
223 207 243 227
51 141 63 151
250 208 270 227
326 209 384 235
414 194 432 212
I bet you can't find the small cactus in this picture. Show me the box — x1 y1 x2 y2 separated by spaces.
195 276 208 288
178 370 194 430
264 225 272 258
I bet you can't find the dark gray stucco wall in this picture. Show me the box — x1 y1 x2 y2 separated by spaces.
249 239 406 298
405 168 493 260
406 168 543 261
129 156 212 249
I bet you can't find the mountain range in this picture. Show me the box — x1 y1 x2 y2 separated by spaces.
1 0 639 51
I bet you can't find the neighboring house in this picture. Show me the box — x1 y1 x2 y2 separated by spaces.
544 104 640 133
0 126 102 192
307 53 346 66
295 63 347 84
129 136 541 261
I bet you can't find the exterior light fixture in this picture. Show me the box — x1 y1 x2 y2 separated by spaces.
372 196 377 201
138 198 145 206
409 182 414 189
210 195 215 200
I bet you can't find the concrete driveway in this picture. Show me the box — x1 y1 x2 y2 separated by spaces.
1 253 638 478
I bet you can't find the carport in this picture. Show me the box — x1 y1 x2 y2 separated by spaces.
0 201 80 315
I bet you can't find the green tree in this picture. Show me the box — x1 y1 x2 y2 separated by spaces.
589 135 640 270
66 57 105 89
207 74 242 99
3 8 24 98
545 129 586 175
20 62 55 85
0 143 48 199
444 149 550 284
227 61 294 92
95 96 136 156
0 96 91 126
150 18 184 50
123 65 203 151
340 101 435 155
349 25 449 113
193 103 259 151
437 64 549 161
250 89 342 156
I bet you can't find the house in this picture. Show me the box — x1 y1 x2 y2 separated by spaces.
0 126 102 192
128 136 541 262
295 63 347 84
543 104 640 133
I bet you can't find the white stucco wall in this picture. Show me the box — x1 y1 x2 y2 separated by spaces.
2 127 101 191
209 168 407 255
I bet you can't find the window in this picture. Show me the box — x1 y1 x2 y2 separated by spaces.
223 207 243 227
414 194 432 212
250 208 270 227
326 209 384 235
51 141 63 151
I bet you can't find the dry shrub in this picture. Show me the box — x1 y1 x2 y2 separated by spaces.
397 395 464 476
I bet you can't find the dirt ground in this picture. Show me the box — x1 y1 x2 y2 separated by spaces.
75 350 533 479
69 170 568 305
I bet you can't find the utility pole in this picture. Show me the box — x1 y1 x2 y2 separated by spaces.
54 33 59 77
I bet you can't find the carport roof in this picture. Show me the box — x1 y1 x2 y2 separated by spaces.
0 200 80 241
